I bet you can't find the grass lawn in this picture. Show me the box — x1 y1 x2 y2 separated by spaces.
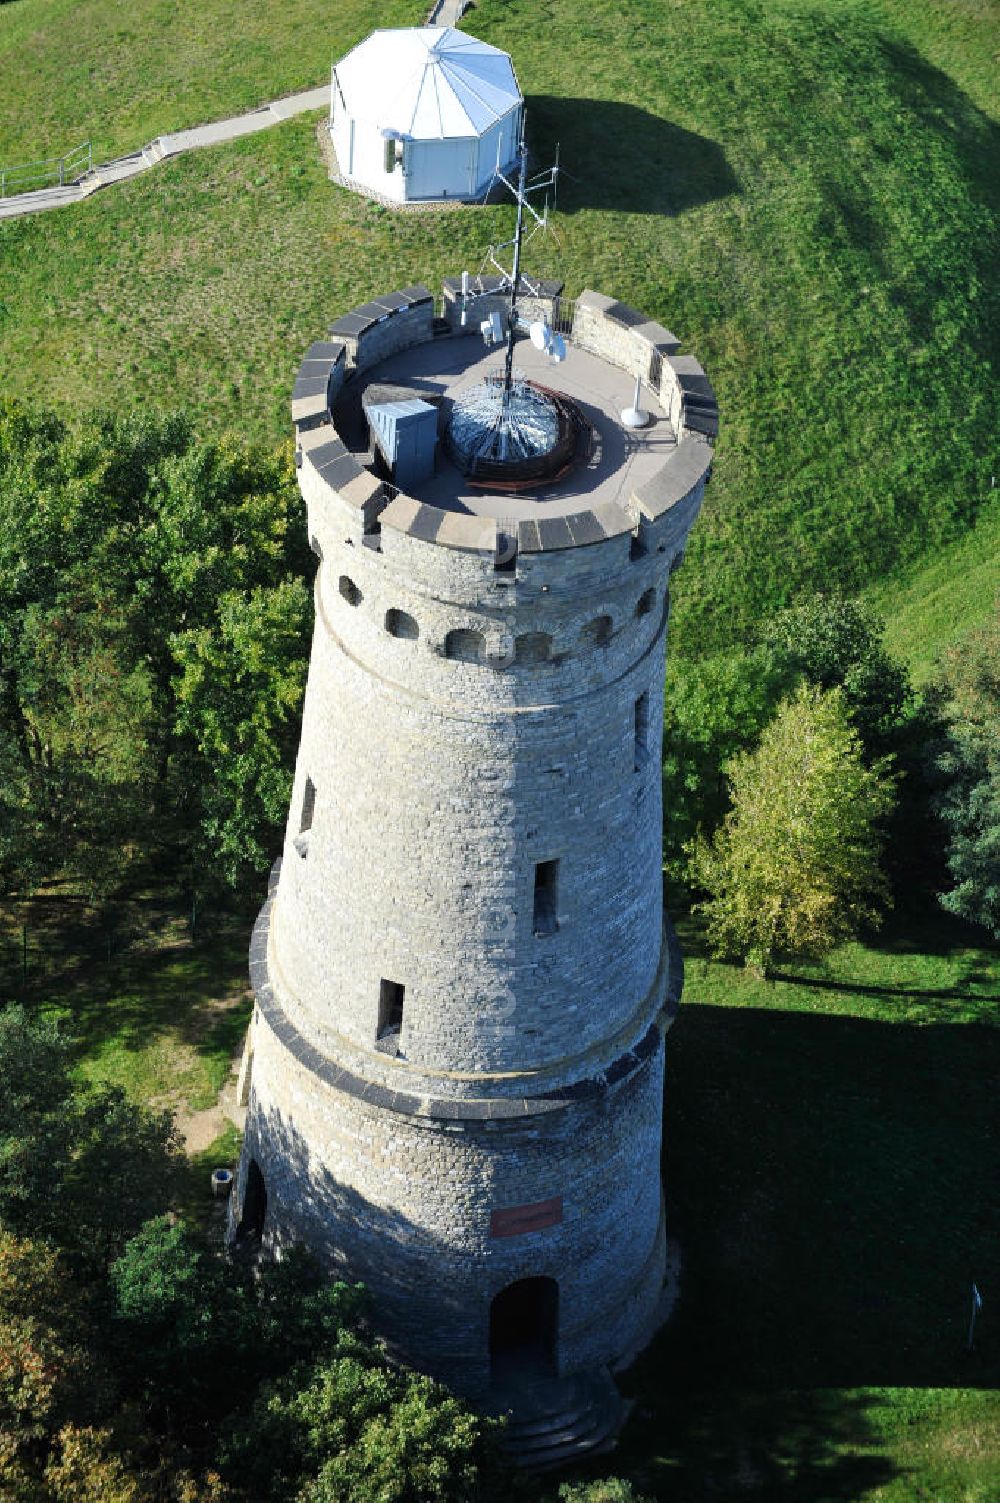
872 490 1000 684
0 887 253 1148
0 0 418 165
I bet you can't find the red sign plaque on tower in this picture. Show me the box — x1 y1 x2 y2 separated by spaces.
490 1196 564 1238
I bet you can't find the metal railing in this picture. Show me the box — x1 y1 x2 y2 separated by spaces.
0 141 92 199
550 297 576 337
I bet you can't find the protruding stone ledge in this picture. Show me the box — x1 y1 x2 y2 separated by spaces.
662 353 719 438
632 435 713 524
249 864 683 1124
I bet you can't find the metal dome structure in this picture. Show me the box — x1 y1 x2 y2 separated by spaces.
329 26 523 203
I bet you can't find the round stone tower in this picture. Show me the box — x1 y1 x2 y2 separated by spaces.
232 283 716 1419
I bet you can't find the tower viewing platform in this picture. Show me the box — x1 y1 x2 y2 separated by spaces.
232 277 717 1459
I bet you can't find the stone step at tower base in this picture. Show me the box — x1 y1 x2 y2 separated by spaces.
485 1367 627 1472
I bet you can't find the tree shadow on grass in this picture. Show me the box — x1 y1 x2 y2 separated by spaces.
769 970 1000 1006
525 95 739 217
617 1386 897 1502
2 894 253 1067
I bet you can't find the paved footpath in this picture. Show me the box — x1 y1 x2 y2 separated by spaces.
0 84 329 221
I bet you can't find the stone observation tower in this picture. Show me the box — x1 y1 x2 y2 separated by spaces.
232 265 716 1458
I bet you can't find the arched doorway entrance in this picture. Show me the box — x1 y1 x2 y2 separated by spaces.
238 1158 267 1241
489 1277 558 1382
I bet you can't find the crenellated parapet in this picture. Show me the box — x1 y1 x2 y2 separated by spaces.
288 278 717 592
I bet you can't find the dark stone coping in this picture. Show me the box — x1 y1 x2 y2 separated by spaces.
370 290 411 312
329 289 433 341
293 374 331 400
406 503 447 544
248 860 682 1124
303 340 347 365
683 407 720 438
314 450 366 490
605 300 648 329
396 284 434 307
329 310 377 338
291 342 346 433
633 438 713 522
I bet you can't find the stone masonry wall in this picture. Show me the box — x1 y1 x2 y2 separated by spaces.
239 997 667 1392
271 521 670 1076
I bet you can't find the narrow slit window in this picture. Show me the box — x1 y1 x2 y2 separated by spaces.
635 693 649 770
295 776 316 857
533 860 560 937
299 777 316 834
378 979 405 1038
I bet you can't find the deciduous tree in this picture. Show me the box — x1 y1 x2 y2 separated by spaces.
761 594 911 758
688 684 895 975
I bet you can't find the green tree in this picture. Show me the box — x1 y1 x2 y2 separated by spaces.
0 1232 109 1499
927 607 1000 937
0 399 309 900
688 684 895 975
662 647 783 887
169 580 310 885
0 1007 182 1272
224 1344 510 1503
558 1483 654 1503
111 1219 370 1440
761 595 911 758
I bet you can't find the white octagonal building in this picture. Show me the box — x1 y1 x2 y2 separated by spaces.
330 26 523 204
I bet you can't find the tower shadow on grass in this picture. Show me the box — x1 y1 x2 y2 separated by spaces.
525 95 739 217
658 1002 999 1392
611 998 998 1497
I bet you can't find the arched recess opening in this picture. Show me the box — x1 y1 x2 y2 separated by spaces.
238 1159 268 1241
489 1276 558 1382
444 628 484 663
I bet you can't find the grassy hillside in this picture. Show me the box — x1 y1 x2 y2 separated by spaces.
871 489 1000 683
2 0 998 655
0 0 417 164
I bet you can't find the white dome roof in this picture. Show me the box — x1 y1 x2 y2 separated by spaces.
333 26 522 140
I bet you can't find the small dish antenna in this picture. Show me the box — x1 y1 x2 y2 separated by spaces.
528 320 567 363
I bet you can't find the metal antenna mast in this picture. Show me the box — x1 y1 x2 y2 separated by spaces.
447 129 566 473
500 137 529 437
